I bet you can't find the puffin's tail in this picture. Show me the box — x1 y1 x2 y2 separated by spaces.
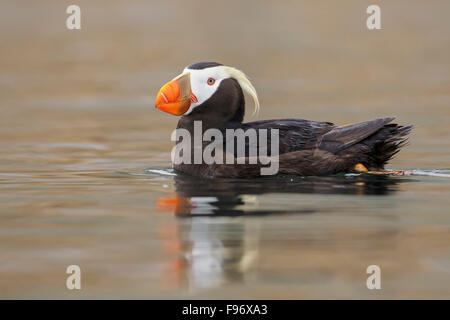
362 123 413 170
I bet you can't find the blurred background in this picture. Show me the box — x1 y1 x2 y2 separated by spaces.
0 0 449 299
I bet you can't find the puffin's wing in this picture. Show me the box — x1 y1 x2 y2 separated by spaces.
234 119 336 154
319 117 395 153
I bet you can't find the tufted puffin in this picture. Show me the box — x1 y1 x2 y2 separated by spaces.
155 62 412 178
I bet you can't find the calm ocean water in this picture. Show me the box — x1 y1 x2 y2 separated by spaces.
0 0 449 298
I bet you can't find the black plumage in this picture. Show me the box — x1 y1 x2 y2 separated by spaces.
171 68 412 178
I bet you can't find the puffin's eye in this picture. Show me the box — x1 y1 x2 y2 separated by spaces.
207 77 215 86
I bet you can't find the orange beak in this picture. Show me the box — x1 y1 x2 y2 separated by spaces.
155 73 192 116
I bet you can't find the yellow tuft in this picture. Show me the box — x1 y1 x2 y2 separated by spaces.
223 66 260 117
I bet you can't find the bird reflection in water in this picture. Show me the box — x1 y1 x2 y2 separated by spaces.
156 174 407 291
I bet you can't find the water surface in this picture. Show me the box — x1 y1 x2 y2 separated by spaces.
1 0 449 299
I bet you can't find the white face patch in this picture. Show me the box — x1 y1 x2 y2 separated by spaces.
180 66 230 115
172 65 260 116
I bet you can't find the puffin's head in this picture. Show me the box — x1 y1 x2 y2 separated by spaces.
155 62 259 120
